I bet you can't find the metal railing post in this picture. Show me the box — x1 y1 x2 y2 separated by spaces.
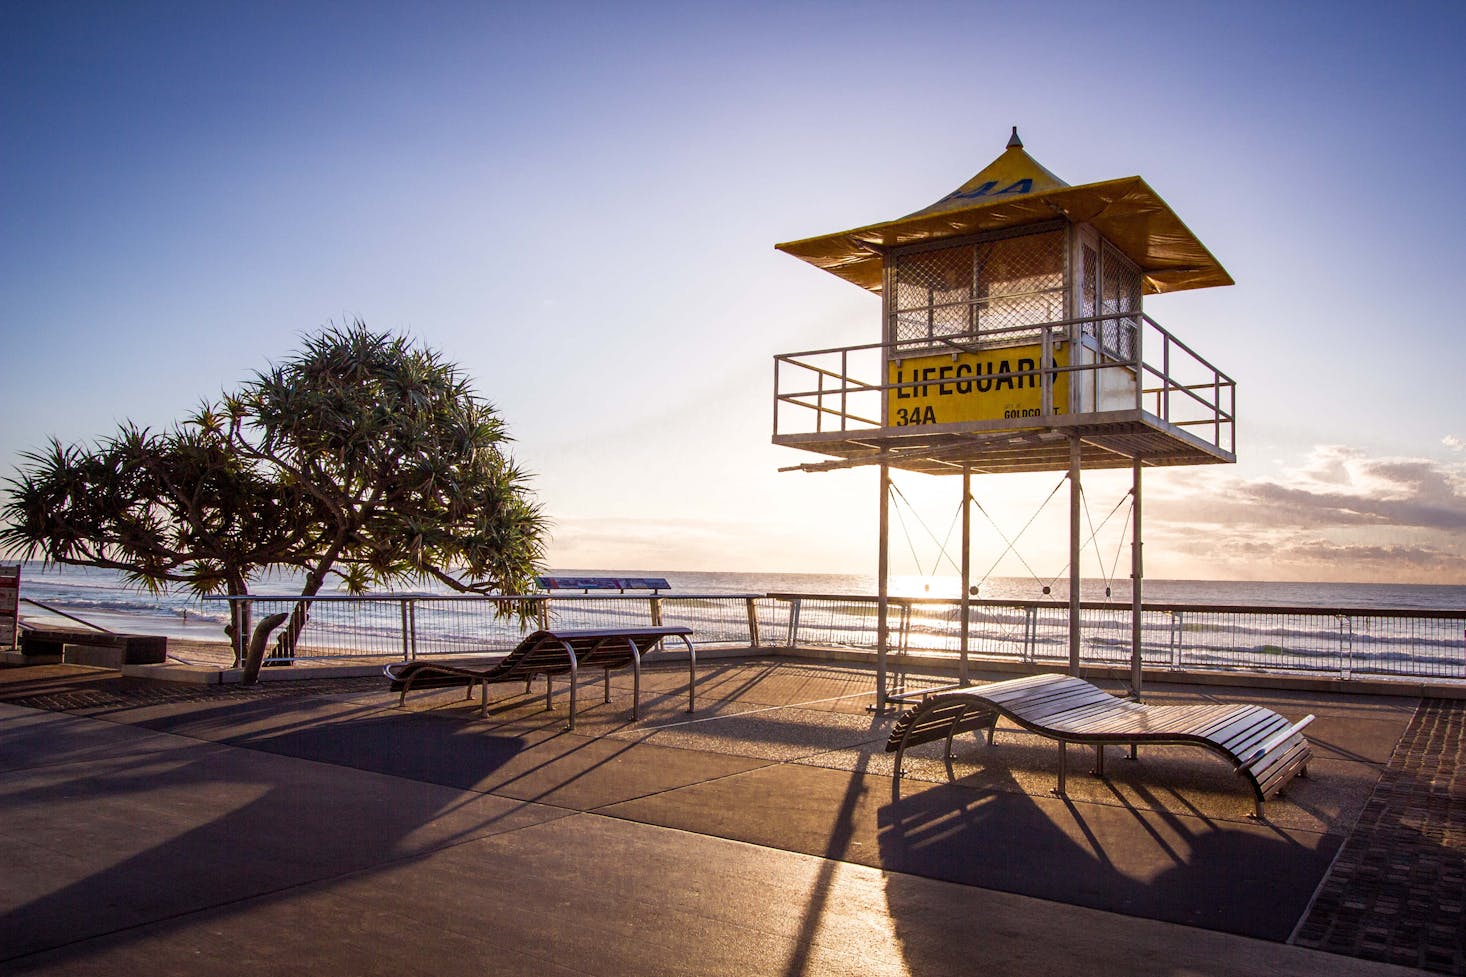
1214 373 1221 448
400 600 411 661
787 597 802 649
1162 336 1172 422
772 357 780 439
745 597 761 650
816 370 825 433
1023 605 1037 663
840 349 849 431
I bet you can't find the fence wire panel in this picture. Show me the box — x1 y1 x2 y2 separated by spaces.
1332 613 1465 680
544 596 659 632
211 593 1464 682
775 595 1466 684
245 598 408 660
222 596 542 662
779 597 882 650
965 603 1036 661
657 597 758 645
215 593 770 663
404 599 539 657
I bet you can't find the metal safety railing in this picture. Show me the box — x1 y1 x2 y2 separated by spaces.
198 590 1466 685
205 592 765 667
768 594 1466 684
772 311 1235 457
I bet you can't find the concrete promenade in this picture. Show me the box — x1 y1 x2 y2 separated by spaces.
0 658 1457 976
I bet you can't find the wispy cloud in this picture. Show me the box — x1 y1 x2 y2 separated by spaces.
1147 445 1466 582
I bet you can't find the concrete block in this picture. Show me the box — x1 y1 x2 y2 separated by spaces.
63 644 124 669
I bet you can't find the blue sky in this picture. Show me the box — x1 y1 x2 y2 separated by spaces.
3 1 1465 584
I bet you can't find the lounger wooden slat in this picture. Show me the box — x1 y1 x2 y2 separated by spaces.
885 673 1314 817
385 626 696 729
1211 714 1291 758
1006 690 1120 724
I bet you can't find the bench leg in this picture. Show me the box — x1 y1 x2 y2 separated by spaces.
566 648 579 730
1054 741 1068 796
1094 744 1105 777
480 681 489 717
629 638 642 721
604 667 612 704
943 724 961 784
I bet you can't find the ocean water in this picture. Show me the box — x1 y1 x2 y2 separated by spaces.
10 561 1465 643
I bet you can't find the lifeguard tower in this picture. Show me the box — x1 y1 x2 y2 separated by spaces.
771 129 1235 707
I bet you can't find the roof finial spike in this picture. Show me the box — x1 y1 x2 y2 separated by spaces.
1007 126 1023 149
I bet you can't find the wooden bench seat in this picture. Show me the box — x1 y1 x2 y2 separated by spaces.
385 626 695 729
886 673 1314 817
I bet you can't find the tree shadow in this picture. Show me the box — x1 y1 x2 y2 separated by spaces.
0 692 606 968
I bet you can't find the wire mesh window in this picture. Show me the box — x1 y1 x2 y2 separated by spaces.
1080 243 1099 321
889 228 1065 349
1096 241 1140 359
891 244 974 345
975 230 1065 342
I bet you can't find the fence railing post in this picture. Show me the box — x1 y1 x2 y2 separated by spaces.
1023 605 1036 663
787 597 802 649
399 600 411 661
1339 614 1353 680
650 595 663 627
746 597 761 650
1170 611 1183 669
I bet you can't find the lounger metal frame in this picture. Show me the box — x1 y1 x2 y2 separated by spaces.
386 626 696 729
886 672 1314 817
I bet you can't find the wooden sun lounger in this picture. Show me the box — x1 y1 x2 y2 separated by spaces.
385 626 695 729
885 673 1314 817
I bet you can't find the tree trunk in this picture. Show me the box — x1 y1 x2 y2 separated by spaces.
268 562 332 665
224 574 251 668
242 612 289 685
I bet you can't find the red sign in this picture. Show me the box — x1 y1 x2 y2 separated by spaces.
0 563 19 649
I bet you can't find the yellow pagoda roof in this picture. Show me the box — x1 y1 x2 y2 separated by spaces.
776 128 1232 295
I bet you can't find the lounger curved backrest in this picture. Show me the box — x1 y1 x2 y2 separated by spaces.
886 673 1313 817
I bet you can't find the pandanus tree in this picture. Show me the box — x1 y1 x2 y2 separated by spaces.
1 323 548 682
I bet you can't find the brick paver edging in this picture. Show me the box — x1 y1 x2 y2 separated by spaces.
1294 698 1465 974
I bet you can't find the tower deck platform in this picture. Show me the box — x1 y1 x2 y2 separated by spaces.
773 312 1235 475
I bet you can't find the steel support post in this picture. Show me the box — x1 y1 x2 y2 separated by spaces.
960 466 972 686
875 462 891 712
1131 458 1144 698
1069 436 1082 675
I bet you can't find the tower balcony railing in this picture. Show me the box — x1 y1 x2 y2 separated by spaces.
772 312 1235 464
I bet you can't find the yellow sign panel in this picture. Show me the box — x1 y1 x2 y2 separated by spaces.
886 344 1068 427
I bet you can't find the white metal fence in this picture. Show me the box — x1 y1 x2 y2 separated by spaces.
205 591 1466 684
771 594 1466 683
208 593 763 666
